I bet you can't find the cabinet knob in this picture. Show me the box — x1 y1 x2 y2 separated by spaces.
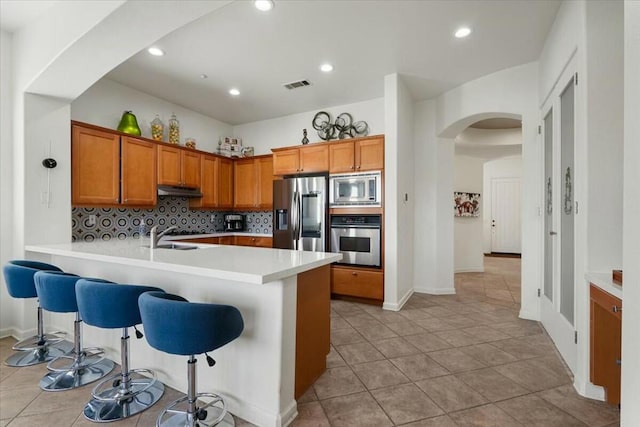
616 359 622 365
352 272 358 276
115 198 119 202
350 166 354 170
124 199 128 203
612 305 622 313
356 165 361 170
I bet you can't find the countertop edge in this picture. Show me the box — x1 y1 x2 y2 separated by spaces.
585 272 623 300
25 244 340 285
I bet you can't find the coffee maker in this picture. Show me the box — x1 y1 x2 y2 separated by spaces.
224 214 244 231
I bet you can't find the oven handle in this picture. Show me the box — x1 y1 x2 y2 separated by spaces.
330 225 381 229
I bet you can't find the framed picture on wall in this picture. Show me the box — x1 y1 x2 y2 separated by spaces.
454 192 480 217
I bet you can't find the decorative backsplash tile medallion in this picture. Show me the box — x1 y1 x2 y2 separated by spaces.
72 197 272 241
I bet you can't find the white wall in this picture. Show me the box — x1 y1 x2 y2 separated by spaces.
412 100 439 294
232 98 384 155
383 74 415 310
455 128 522 146
420 62 539 311
454 155 484 273
622 1 640 423
0 30 16 336
585 1 624 272
72 79 233 153
482 156 523 254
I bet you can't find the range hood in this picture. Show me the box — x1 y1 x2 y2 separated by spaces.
157 185 203 198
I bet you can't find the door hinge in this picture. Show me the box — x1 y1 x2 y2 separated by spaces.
538 125 542 135
575 72 578 86
574 331 578 344
537 289 541 297
575 201 579 214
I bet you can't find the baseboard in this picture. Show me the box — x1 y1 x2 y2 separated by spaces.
518 309 540 322
382 288 414 312
454 267 485 273
573 379 605 401
280 399 298 427
413 286 456 295
0 327 36 341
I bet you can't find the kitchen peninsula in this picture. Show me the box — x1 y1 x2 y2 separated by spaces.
25 239 341 427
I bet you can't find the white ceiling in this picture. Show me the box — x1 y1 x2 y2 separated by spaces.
0 0 59 33
4 1 561 126
106 0 561 125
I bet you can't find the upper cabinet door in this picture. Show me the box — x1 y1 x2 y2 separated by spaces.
355 137 384 171
121 137 157 206
329 141 355 173
234 158 257 208
217 157 234 208
273 148 300 175
72 125 120 206
157 145 182 186
181 151 201 188
257 156 273 209
190 154 216 209
299 144 329 173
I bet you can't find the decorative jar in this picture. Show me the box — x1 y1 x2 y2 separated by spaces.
168 113 180 144
150 115 164 141
185 138 196 149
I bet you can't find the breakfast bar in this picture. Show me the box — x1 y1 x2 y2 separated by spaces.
25 239 341 427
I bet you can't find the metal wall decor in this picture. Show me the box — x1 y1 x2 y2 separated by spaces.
312 111 369 141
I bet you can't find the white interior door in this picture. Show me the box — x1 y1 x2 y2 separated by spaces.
491 178 521 253
540 59 577 374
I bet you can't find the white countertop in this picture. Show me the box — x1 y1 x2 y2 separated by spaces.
26 239 340 285
585 272 623 300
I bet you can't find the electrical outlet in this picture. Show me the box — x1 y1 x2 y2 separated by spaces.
88 215 97 226
211 215 215 223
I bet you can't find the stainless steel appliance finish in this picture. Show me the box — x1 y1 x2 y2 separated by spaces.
224 214 244 231
330 215 381 267
329 171 382 207
157 185 203 198
273 175 328 252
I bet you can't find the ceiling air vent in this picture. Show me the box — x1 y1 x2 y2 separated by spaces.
283 79 311 90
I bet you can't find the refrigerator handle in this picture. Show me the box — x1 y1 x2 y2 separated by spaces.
291 190 299 247
296 190 302 242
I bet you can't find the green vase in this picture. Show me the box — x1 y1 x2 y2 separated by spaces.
117 111 141 136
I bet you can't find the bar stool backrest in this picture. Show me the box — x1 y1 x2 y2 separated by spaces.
138 291 244 356
3 260 62 299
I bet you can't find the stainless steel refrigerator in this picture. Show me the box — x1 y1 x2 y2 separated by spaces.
273 175 328 251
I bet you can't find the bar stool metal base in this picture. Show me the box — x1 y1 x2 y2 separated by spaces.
39 350 114 391
4 339 73 367
157 393 234 427
83 369 165 422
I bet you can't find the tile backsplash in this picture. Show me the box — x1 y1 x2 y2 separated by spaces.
72 196 272 241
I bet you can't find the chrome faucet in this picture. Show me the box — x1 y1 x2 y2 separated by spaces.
149 225 177 249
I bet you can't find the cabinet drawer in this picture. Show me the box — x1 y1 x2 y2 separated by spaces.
331 268 383 300
234 236 272 247
177 237 219 244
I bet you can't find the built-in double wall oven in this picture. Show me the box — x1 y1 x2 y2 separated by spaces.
330 215 381 268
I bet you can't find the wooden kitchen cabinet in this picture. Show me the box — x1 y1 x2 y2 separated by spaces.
157 145 201 188
329 136 384 173
331 266 384 301
217 157 234 208
234 155 273 209
590 284 622 405
120 137 157 206
72 124 156 207
234 236 273 248
190 154 234 209
272 144 329 175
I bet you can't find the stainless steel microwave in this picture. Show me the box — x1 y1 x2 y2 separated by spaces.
329 171 382 207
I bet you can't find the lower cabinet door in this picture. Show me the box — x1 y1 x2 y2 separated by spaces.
331 267 383 300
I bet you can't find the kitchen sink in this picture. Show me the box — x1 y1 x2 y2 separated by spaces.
143 243 199 250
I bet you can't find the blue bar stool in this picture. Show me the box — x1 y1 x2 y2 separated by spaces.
2 260 72 367
139 291 244 427
34 271 115 391
76 279 166 423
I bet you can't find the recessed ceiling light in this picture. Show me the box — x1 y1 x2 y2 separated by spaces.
147 47 164 56
254 0 274 11
229 88 240 96
200 74 208 79
320 63 333 72
454 27 472 38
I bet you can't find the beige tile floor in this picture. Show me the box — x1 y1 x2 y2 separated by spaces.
0 257 620 426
